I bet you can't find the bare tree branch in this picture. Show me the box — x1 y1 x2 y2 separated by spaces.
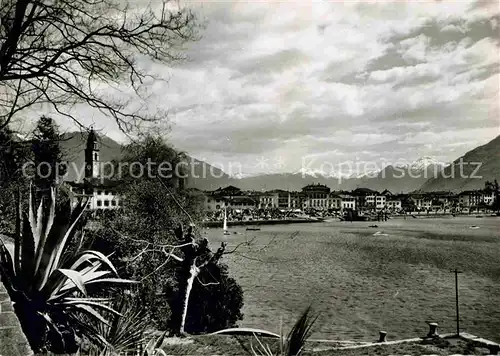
0 0 199 130
196 276 219 287
224 236 258 255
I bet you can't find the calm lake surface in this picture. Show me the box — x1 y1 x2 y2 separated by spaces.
207 216 500 342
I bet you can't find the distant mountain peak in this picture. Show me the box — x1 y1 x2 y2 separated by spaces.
295 167 352 179
419 134 500 192
295 167 327 178
393 156 446 171
409 156 445 171
231 172 260 179
350 169 381 179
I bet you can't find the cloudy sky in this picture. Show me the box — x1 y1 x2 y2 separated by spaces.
46 0 499 176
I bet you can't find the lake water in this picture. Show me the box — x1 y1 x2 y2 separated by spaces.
206 216 500 342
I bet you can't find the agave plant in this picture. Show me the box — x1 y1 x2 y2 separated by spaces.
140 332 168 356
249 306 317 356
0 187 136 354
87 294 150 355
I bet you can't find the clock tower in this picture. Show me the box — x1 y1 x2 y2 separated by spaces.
85 128 100 179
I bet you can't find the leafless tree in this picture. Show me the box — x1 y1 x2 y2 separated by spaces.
117 223 268 336
0 0 198 131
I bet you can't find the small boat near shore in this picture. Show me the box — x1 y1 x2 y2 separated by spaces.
223 208 231 235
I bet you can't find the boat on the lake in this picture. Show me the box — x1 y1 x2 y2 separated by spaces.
223 208 231 235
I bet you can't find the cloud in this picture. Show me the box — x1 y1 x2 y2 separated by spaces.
30 0 498 176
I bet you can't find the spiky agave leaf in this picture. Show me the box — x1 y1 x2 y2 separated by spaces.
33 187 56 278
94 296 150 355
0 186 137 353
0 239 15 293
142 332 168 356
248 306 317 356
37 195 89 290
283 306 317 356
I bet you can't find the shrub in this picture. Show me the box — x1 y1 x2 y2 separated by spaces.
170 261 244 334
0 187 135 353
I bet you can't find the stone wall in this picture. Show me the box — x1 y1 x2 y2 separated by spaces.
0 278 33 356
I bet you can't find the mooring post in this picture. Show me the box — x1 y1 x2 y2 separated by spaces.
427 322 439 338
378 331 387 342
451 268 463 336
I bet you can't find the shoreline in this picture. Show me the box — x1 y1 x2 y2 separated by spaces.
391 212 499 219
203 218 324 228
203 213 499 227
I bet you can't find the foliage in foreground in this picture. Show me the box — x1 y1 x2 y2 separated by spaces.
248 306 318 356
87 294 150 355
0 0 199 130
88 134 244 334
0 187 135 353
0 125 30 233
176 261 244 334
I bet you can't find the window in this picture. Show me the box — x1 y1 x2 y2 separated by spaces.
97 200 102 207
111 200 117 206
104 200 110 207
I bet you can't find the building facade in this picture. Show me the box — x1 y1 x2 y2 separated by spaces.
339 194 356 210
302 183 331 210
66 129 121 210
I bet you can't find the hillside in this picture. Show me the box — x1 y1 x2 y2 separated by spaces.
225 159 444 193
420 135 500 192
231 173 340 192
59 131 234 189
340 161 445 193
60 131 123 182
59 131 499 193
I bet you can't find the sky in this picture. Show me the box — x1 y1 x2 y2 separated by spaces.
22 0 500 177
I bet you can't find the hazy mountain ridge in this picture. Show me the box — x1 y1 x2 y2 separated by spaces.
58 132 499 193
419 135 500 192
59 132 235 189
60 132 124 182
226 158 446 193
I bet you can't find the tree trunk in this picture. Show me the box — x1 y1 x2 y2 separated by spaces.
179 262 200 335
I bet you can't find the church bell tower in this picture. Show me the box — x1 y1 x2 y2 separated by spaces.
85 128 100 179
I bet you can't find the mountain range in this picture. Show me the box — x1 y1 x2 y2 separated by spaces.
420 135 500 192
59 131 500 193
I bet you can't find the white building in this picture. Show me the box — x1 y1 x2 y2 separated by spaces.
339 194 356 210
258 192 279 209
365 194 386 210
410 194 433 210
386 199 402 211
482 190 496 206
302 184 330 210
205 196 227 211
329 194 342 209
65 129 121 210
